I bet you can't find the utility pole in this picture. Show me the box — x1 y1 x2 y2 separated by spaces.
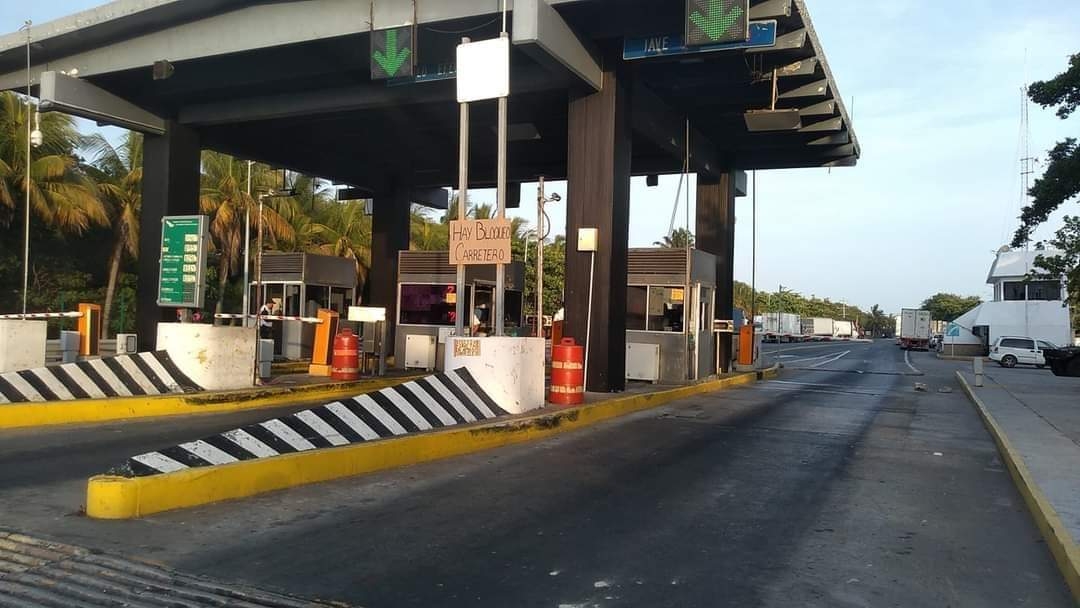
536 177 546 337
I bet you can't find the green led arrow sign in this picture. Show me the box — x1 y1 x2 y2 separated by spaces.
686 0 749 47
371 26 414 80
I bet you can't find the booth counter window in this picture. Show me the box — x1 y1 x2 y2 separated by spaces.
399 284 464 326
626 285 685 333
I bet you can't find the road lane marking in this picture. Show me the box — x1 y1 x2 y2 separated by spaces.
808 350 851 368
904 350 923 375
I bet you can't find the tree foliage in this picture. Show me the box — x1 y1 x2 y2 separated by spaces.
919 292 981 322
654 228 694 248
1013 52 1080 246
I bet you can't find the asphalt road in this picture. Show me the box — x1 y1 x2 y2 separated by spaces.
0 340 1071 606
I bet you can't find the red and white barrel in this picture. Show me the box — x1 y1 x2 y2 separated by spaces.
331 327 360 381
548 338 584 406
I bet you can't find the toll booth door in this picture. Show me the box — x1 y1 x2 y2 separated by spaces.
694 284 714 380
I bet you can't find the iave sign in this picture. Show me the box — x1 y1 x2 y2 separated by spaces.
157 215 208 308
623 20 776 60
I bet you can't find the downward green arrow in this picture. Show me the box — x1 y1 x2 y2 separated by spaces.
373 28 411 77
689 0 744 42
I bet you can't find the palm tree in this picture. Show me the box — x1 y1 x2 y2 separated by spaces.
0 92 106 233
85 131 142 337
654 228 695 249
313 200 372 289
199 152 294 318
410 205 448 251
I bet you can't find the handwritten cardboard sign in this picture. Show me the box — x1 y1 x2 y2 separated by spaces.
449 219 512 265
453 339 481 357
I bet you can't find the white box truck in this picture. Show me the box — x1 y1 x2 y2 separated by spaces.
802 317 834 339
899 309 932 350
758 313 801 342
833 320 854 338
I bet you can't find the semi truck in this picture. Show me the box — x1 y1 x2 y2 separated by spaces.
899 308 932 350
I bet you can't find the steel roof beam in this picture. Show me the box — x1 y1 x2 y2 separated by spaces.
39 70 165 134
513 0 602 92
631 81 724 178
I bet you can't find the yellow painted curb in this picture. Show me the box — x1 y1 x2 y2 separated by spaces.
955 371 1080 602
0 376 421 431
87 369 775 519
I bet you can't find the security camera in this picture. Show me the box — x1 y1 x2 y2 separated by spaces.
549 193 562 202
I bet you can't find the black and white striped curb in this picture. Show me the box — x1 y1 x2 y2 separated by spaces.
0 352 201 404
122 367 507 477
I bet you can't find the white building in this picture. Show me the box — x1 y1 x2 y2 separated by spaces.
943 247 1072 355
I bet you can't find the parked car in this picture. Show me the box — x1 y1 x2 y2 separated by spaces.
1043 346 1080 377
989 336 1058 368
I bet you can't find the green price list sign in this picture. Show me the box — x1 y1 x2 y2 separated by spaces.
157 215 207 308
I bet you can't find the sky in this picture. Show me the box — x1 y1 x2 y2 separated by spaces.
3 1 1080 315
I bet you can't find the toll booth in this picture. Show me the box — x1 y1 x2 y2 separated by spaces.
624 248 718 385
251 252 357 360
395 251 525 370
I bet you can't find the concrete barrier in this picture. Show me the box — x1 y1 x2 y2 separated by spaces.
444 336 545 413
117 367 505 477
0 351 199 404
156 323 257 391
0 320 47 373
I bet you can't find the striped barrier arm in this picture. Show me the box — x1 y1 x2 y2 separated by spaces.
0 312 83 320
214 313 323 323
0 352 202 404
121 367 507 477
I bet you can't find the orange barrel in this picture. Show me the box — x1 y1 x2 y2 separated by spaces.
331 327 360 381
548 338 584 406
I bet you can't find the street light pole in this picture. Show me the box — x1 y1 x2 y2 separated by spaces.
255 192 265 317
20 21 31 315
536 177 545 337
242 160 253 324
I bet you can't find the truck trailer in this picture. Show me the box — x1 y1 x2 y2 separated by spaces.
802 317 834 339
833 320 854 338
899 308 932 350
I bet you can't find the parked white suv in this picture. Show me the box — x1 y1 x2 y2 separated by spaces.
989 336 1059 368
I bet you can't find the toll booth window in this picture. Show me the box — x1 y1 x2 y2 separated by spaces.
626 286 648 330
504 291 523 329
307 285 330 311
400 284 458 326
284 285 301 316
647 286 685 333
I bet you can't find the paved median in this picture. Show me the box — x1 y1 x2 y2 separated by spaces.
87 368 775 519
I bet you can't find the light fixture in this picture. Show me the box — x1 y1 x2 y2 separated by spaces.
29 109 42 147
152 60 175 80
744 68 802 132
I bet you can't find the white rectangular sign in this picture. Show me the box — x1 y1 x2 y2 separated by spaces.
456 36 510 103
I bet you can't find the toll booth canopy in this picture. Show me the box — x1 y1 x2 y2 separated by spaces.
254 252 357 359
625 248 719 384
0 0 858 390
396 251 525 370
